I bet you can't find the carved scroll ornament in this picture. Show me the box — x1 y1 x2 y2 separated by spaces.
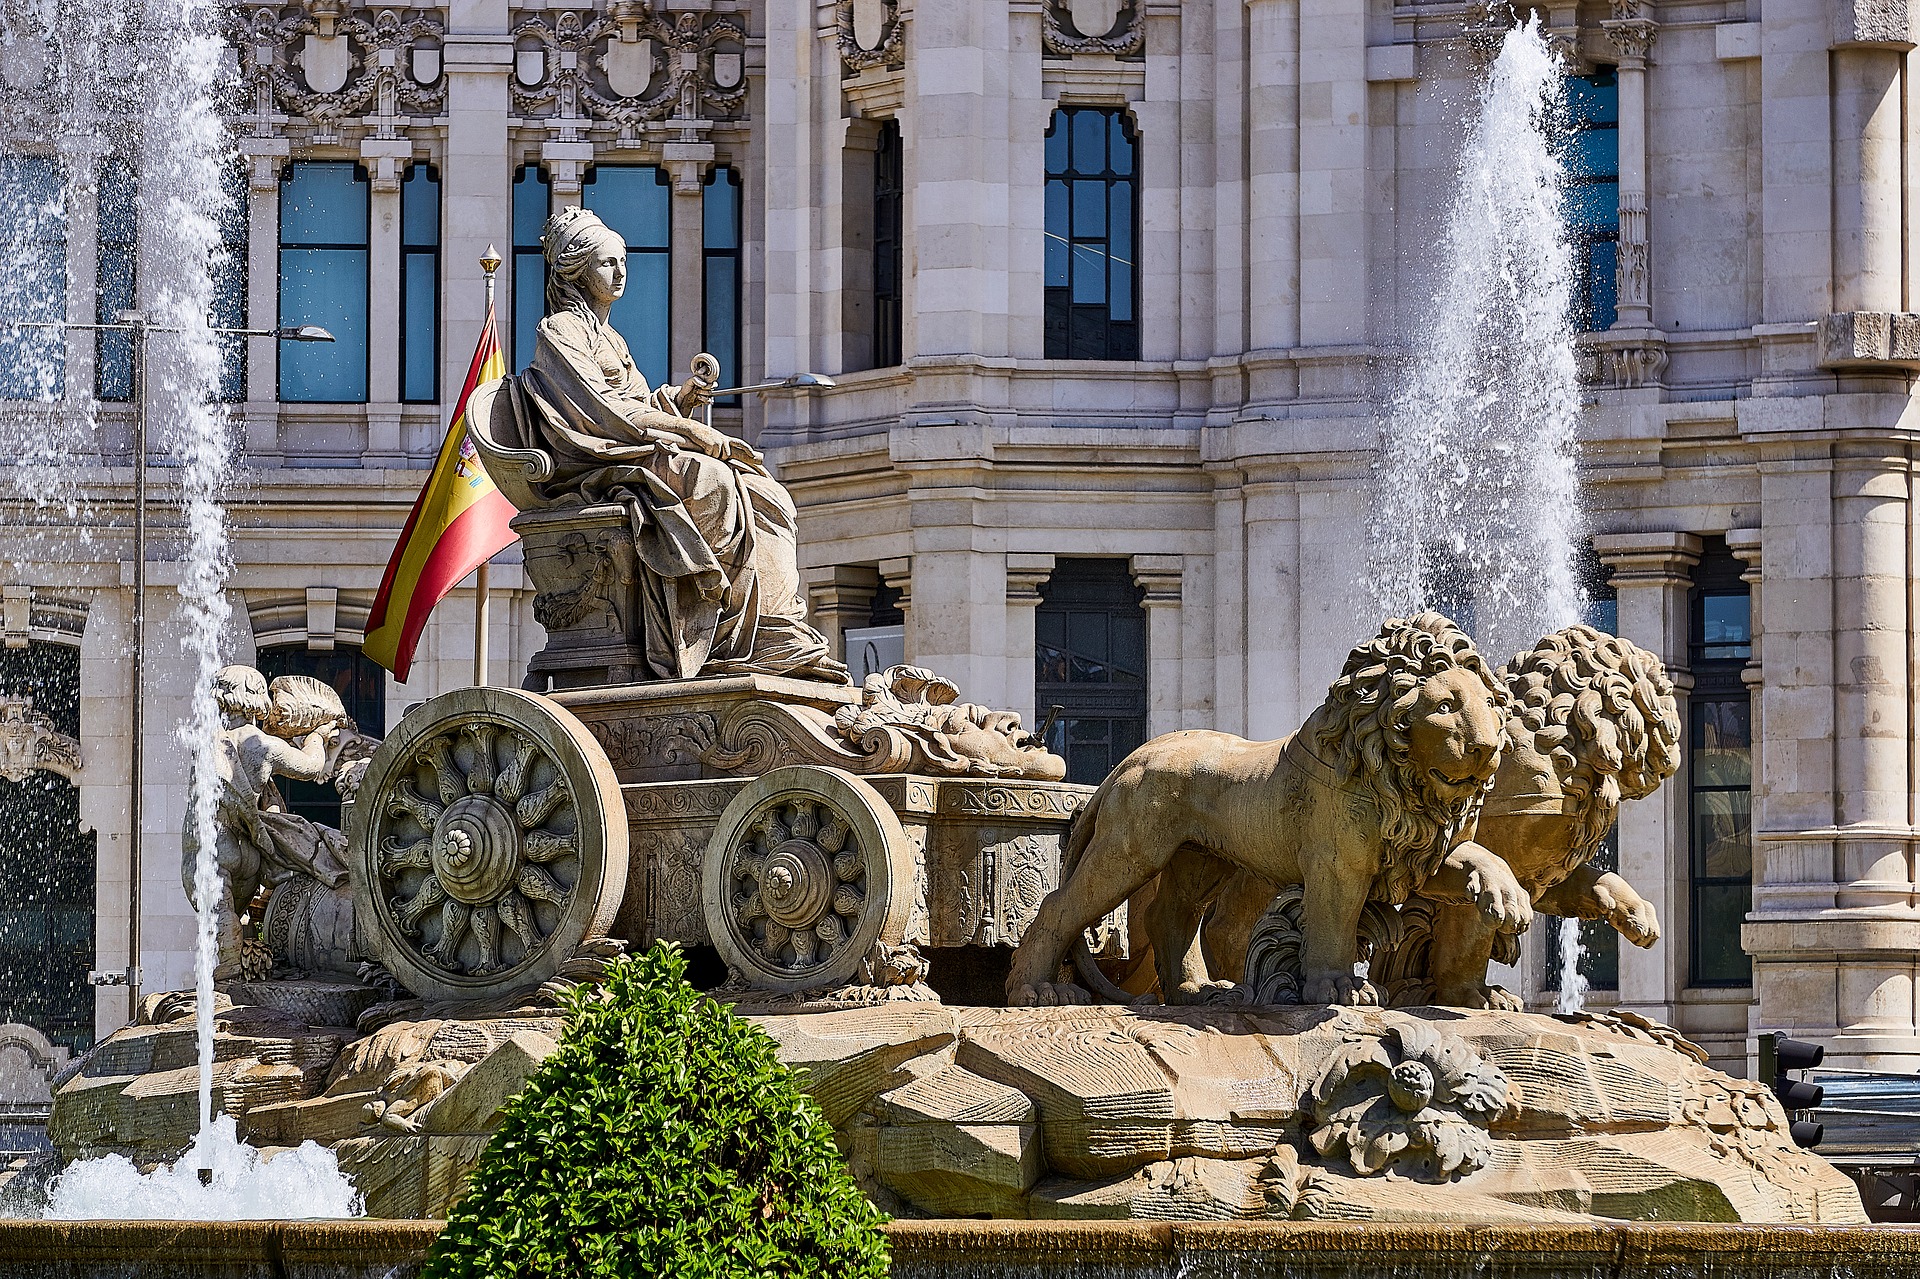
0 695 81 784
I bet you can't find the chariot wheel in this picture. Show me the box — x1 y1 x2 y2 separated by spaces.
701 765 915 995
348 686 628 1003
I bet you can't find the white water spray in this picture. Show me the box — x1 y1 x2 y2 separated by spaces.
1369 17 1584 666
1369 18 1591 1007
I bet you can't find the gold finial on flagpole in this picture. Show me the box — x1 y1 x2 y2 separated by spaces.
481 245 501 311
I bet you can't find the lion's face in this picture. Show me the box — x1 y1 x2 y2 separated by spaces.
1402 667 1507 803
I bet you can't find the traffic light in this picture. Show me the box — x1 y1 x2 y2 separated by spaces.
1761 1032 1825 1148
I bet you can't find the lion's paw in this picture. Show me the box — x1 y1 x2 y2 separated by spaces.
1170 979 1246 1007
1610 898 1661 948
1302 973 1380 1007
1008 981 1093 1008
1433 981 1523 1011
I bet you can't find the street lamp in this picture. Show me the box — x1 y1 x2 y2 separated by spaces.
2 314 332 1008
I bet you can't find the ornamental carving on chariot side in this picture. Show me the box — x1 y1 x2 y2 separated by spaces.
834 0 903 74
233 0 448 137
508 6 748 144
1043 0 1144 58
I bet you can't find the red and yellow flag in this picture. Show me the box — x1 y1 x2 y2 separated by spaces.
363 307 518 680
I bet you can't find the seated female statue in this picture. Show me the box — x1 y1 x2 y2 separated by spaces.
478 206 845 684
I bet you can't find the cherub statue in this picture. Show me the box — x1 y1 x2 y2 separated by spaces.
182 666 351 977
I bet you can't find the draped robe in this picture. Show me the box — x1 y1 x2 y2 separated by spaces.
494 307 845 683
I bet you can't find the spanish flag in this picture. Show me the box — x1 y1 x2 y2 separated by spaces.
363 308 518 680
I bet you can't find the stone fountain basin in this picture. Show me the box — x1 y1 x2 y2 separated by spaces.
5 1220 1920 1278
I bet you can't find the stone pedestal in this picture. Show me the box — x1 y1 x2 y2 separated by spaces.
513 504 648 691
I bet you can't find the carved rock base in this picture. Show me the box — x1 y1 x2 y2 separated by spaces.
49 998 1865 1224
514 504 651 691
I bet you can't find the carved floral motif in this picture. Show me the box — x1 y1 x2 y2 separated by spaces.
509 8 748 145
1043 0 1144 57
834 0 903 73
235 4 447 144
1304 1017 1510 1180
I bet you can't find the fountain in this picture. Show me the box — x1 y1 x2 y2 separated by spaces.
0 10 1904 1278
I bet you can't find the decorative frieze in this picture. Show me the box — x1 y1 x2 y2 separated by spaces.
510 7 748 147
235 2 448 146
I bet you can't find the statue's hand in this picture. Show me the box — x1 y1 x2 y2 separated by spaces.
683 421 735 459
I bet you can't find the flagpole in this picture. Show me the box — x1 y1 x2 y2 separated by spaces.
474 246 501 688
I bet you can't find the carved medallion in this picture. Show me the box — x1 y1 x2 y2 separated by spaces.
852 0 889 50
0 695 80 785
300 32 352 94
836 0 903 72
409 45 439 85
1068 0 1123 38
515 48 545 88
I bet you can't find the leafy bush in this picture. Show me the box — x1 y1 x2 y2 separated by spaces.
421 944 891 1279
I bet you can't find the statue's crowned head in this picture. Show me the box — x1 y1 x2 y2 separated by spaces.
541 206 626 316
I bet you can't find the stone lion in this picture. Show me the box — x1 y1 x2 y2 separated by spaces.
1372 624 1682 1008
1005 612 1533 1008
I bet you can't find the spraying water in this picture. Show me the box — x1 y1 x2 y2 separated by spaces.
1368 18 1590 1007
1 0 359 1214
1369 16 1584 665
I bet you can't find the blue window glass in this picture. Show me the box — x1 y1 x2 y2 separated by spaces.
1561 71 1620 331
512 164 550 374
212 164 247 403
0 157 66 401
583 165 671 387
278 162 368 402
1687 541 1753 988
703 167 741 398
401 164 439 403
1044 108 1138 360
96 156 137 402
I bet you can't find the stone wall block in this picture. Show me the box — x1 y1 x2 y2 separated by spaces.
1817 311 1920 366
1831 0 1916 46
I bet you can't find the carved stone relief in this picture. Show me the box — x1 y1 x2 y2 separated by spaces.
835 0 903 73
509 8 749 146
1043 0 1144 57
0 695 80 784
235 3 448 145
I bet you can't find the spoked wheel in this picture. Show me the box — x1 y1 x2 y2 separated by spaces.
701 766 915 994
348 687 628 1003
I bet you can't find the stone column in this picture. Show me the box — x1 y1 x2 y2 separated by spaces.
1004 554 1055 732
240 144 287 462
665 151 713 381
1830 46 1904 315
441 0 513 421
1241 469 1299 741
1244 0 1300 352
802 564 879 663
1593 531 1701 1026
1297 0 1367 345
1603 5 1657 328
363 140 409 462
1131 555 1184 739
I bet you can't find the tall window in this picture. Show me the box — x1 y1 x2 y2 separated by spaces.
1688 538 1752 987
1044 107 1137 361
0 642 95 1051
1036 559 1147 785
873 120 903 369
256 645 387 831
96 156 137 402
401 164 440 403
1563 71 1620 332
512 164 549 374
213 165 248 403
0 156 66 400
583 165 671 387
278 162 369 402
703 167 741 395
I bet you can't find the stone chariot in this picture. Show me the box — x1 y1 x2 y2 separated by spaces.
346 663 1087 1008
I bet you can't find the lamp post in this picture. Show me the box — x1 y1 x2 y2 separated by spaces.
4 315 332 1012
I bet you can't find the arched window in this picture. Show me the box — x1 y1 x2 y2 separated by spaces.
1044 107 1138 360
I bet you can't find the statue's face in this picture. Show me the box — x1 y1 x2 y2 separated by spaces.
1403 667 1506 801
581 233 626 308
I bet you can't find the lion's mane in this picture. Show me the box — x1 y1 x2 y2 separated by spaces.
1500 624 1681 880
1314 611 1512 905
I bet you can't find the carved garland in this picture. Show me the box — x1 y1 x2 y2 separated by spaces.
235 5 448 134
834 0 904 74
1042 0 1145 58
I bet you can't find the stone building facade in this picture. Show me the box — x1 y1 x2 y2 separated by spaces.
0 0 1915 1077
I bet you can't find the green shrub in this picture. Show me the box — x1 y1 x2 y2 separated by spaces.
421 943 891 1279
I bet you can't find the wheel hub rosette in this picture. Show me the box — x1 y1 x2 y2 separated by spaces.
730 804 865 979
372 718 582 981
